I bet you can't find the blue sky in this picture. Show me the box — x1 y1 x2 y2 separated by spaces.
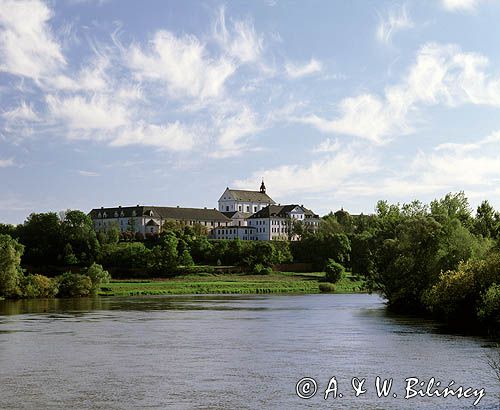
2 0 500 224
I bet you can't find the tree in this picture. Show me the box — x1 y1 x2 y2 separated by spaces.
372 215 443 312
84 263 111 294
17 212 62 267
430 192 473 229
57 272 93 297
0 234 24 298
178 249 194 267
98 222 120 245
324 259 345 283
60 210 100 265
21 274 58 298
150 232 179 274
474 200 499 239
319 213 343 236
0 223 18 238
350 231 375 277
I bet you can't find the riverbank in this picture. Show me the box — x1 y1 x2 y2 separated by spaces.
98 272 367 296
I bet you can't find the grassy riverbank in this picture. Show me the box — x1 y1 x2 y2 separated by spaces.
98 272 367 296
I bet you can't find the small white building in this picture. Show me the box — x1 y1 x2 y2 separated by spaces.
210 226 257 240
247 204 320 241
218 181 275 216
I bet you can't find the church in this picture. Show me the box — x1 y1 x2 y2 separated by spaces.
89 181 320 240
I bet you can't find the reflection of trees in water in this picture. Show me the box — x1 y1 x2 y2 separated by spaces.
0 295 255 316
486 344 500 406
0 298 108 316
487 344 500 383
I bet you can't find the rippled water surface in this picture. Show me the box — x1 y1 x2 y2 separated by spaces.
0 294 498 409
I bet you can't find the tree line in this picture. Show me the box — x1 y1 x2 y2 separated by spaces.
0 192 498 335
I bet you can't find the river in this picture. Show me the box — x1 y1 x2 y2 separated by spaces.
0 294 498 409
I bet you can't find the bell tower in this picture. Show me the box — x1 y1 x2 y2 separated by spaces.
259 179 266 194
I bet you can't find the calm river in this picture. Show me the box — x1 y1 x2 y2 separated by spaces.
0 294 498 409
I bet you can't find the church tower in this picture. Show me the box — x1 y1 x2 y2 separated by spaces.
259 180 266 194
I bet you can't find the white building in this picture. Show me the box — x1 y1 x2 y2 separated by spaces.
218 181 275 217
89 205 231 234
210 226 257 240
247 204 320 241
89 182 321 241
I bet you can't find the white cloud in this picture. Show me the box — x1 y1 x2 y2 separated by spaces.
214 7 263 63
442 0 481 12
376 5 413 45
312 138 341 153
285 58 322 79
342 144 500 200
127 30 235 100
0 0 65 81
211 106 261 158
47 54 110 92
0 158 15 167
78 170 100 177
2 101 39 121
412 150 500 188
298 43 500 143
435 130 500 153
111 121 196 151
233 147 379 197
46 94 130 132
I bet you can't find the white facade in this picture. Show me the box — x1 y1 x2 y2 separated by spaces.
247 205 320 241
211 226 257 240
218 183 275 214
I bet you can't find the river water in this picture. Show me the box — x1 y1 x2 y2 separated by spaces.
0 294 498 409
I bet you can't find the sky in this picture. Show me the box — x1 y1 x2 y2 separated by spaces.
2 0 500 224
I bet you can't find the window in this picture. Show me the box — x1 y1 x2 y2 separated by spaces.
254 206 257 212
239 205 242 211
226 206 229 211
246 206 250 212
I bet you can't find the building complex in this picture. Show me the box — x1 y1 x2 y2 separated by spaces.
89 181 320 241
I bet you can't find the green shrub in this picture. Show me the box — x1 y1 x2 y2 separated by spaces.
319 283 336 293
422 263 475 321
21 274 58 298
324 259 345 283
261 266 273 275
478 283 500 328
251 264 273 275
0 234 24 298
57 272 93 297
84 263 111 294
178 249 194 267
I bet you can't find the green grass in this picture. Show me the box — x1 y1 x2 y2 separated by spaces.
99 272 367 296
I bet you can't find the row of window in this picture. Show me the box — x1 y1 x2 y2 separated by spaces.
224 205 260 213
271 227 288 233
219 236 258 240
97 211 132 218
218 228 252 235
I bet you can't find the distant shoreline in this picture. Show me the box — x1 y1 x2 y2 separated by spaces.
98 272 368 297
